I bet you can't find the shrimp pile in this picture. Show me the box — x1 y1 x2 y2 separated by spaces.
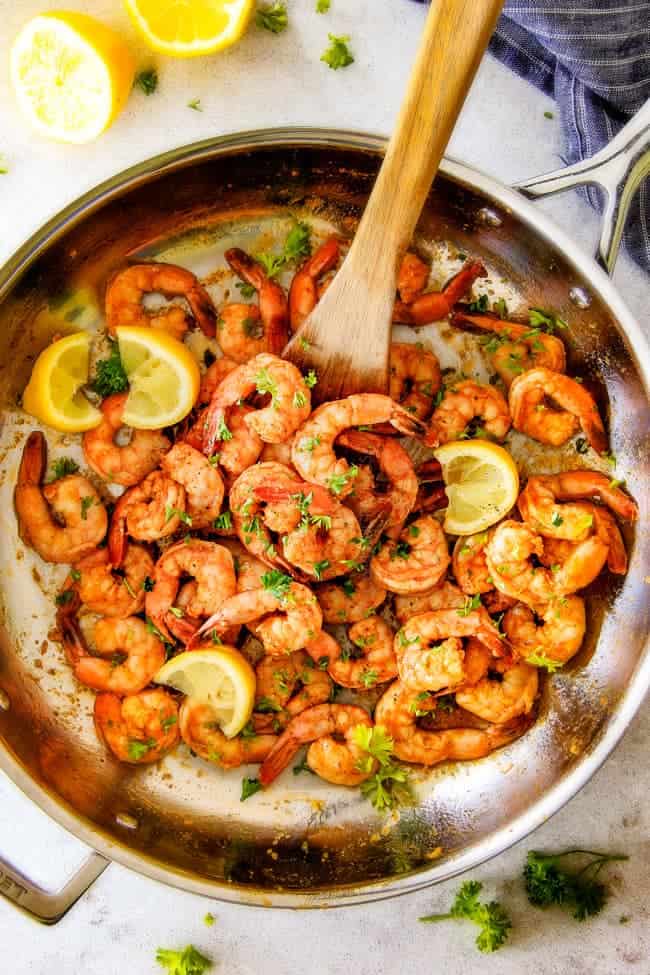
14 231 637 802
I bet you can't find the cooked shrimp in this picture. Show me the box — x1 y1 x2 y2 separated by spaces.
225 247 289 355
160 443 225 529
503 596 586 666
509 367 607 452
60 615 166 695
195 582 322 656
375 680 527 765
394 579 466 623
70 544 154 617
456 659 539 723
393 261 487 325
259 441 294 466
281 502 365 581
292 394 425 497
216 304 275 363
146 540 236 643
289 236 340 332
451 309 566 386
253 651 333 732
180 697 277 768
254 480 336 534
327 617 397 688
316 572 386 623
485 519 608 605
15 431 107 563
396 252 430 305
518 471 637 540
337 429 418 537
229 462 302 567
83 393 170 487
386 343 441 424
539 503 629 575
395 607 503 691
108 471 186 567
198 356 238 405
105 262 216 339
426 380 511 446
370 515 450 594
259 703 374 787
95 689 180 764
452 531 493 594
204 353 311 453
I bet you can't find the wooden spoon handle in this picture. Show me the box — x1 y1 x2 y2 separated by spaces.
345 0 503 282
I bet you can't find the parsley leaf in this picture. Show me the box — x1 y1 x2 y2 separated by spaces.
525 651 562 673
80 496 95 520
304 369 318 388
134 69 158 96
216 416 233 441
256 220 311 279
240 777 262 801
341 578 356 597
316 0 331 9
50 456 79 481
142 576 155 592
213 510 233 531
524 849 628 921
236 281 256 299
55 589 74 607
457 593 482 617
165 506 192 525
128 738 156 761
312 559 330 580
261 569 292 601
528 307 568 334
321 33 354 70
353 725 414 811
156 945 212 974
256 2 288 33
92 342 129 398
420 880 512 953
188 98 202 111
327 464 358 495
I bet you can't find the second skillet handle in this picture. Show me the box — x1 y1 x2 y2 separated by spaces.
0 847 109 924
515 99 650 275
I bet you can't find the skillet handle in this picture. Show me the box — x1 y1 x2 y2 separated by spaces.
514 99 650 275
0 849 109 924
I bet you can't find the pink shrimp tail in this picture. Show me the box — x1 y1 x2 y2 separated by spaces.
259 732 302 787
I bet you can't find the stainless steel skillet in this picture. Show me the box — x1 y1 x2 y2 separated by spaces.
0 115 648 921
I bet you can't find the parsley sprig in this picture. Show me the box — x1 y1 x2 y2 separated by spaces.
353 725 413 811
156 945 212 974
420 880 512 953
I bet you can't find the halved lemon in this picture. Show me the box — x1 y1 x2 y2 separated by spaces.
155 648 255 738
124 0 255 57
433 440 520 535
115 326 200 429
11 12 135 144
23 332 102 432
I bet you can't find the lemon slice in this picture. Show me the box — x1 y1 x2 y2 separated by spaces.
433 440 520 535
11 12 135 144
125 0 255 57
115 326 200 429
23 332 102 432
155 648 255 738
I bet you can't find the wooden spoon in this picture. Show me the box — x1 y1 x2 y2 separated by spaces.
284 0 504 401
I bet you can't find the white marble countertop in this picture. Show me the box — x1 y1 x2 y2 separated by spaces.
0 2 648 973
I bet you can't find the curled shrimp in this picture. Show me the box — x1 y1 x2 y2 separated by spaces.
396 252 430 305
225 247 289 355
518 471 637 540
316 572 386 623
108 471 186 567
146 540 236 643
312 617 397 689
160 443 225 530
375 680 527 766
538 503 629 575
370 515 450 594
451 309 567 386
452 531 495 594
456 658 539 723
105 262 216 339
292 394 425 497
337 429 418 538
426 380 511 446
289 236 340 332
203 353 311 454
94 689 179 764
393 260 487 325
60 615 166 695
485 519 608 605
180 697 277 768
216 305 275 363
195 582 322 656
229 462 302 568
82 393 170 487
395 607 503 692
253 651 333 732
280 500 365 582
385 343 441 424
259 441 294 466
509 367 607 452
503 596 586 667
394 579 466 623
259 703 374 787
69 544 154 617
15 431 107 563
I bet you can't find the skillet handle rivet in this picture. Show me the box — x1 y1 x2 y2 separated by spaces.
0 689 10 712
476 207 502 228
115 812 139 830
569 286 592 309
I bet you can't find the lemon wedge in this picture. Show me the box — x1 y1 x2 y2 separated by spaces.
115 326 200 429
433 440 520 535
23 332 102 432
11 12 135 144
155 648 255 738
124 0 255 57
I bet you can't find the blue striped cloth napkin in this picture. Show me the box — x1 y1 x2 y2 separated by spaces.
410 0 650 273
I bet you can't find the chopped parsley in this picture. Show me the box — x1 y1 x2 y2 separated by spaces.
327 464 358 495
575 437 589 455
187 98 202 111
254 367 279 405
419 880 512 953
80 496 95 520
256 220 311 279
394 540 412 560
92 341 129 398
50 456 79 481
70 568 81 583
493 297 509 318
142 576 155 592
544 110 554 119
312 559 331 580
128 738 156 761
467 294 489 313
161 714 178 733
528 307 568 334
155 945 212 974
256 696 283 714
304 369 318 388
242 316 264 339
236 281 256 299
526 651 562 673
203 913 215 927
165 506 192 526
602 450 617 468
551 511 564 527
321 33 354 70
213 510 233 531
240 777 262 801
293 390 307 409
408 524 420 538
0 155 8 175
293 756 315 775
457 593 482 617
134 69 158 96
216 416 233 441
360 669 378 688
55 589 74 607
256 2 288 33
261 569 292 601
341 578 356 597
316 0 331 9
300 436 321 453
